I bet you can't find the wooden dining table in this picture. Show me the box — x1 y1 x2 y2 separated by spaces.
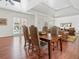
39 34 62 59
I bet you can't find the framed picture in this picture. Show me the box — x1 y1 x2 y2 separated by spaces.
0 18 7 25
60 23 72 27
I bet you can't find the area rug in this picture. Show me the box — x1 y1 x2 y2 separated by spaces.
67 35 77 42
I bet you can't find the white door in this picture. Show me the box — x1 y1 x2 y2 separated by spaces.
13 17 27 36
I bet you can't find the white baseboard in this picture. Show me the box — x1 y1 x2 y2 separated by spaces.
0 35 13 38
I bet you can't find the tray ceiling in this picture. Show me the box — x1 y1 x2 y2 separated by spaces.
28 0 79 17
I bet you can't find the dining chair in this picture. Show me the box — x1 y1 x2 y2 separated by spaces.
50 26 59 50
42 26 48 34
29 25 41 59
59 29 68 41
22 25 32 53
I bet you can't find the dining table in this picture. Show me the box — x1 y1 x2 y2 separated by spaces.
39 34 63 59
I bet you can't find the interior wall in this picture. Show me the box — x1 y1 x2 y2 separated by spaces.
55 15 79 32
0 8 35 37
0 8 54 37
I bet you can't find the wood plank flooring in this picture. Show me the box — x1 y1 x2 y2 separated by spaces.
0 36 79 59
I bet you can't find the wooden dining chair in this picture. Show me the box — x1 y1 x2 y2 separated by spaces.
22 25 32 52
29 25 41 59
59 29 68 41
50 26 59 50
42 26 48 34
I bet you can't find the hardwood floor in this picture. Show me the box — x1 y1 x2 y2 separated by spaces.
0 36 79 59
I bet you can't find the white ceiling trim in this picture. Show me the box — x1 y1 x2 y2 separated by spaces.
28 9 54 17
55 13 79 18
55 5 72 11
68 0 79 11
40 3 56 11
